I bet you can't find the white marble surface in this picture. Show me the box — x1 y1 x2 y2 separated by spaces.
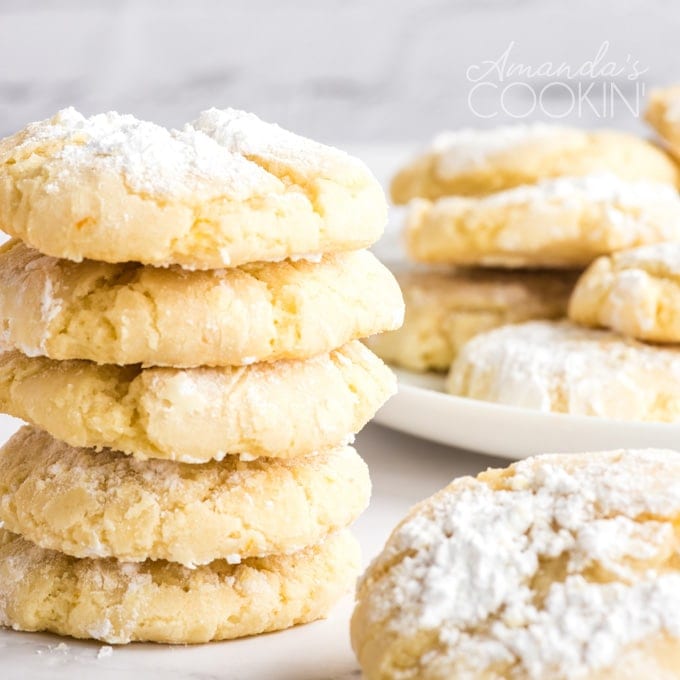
0 421 505 680
1 0 678 142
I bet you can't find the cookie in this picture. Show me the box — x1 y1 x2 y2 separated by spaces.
0 528 358 644
569 243 680 343
646 86 680 159
447 320 680 421
352 450 680 680
0 240 404 367
405 174 680 268
0 426 369 566
0 108 386 269
367 268 576 372
0 342 392 462
391 124 679 203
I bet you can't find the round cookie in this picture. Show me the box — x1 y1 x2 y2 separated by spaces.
646 86 680 159
0 107 386 269
391 124 679 203
352 450 680 680
0 342 394 462
0 528 359 644
0 426 369 566
405 174 680 268
447 320 680 421
569 243 680 343
0 240 404 367
367 268 576 372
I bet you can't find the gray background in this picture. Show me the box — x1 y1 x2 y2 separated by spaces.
0 0 678 144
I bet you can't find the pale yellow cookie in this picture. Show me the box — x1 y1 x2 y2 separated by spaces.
0 240 403 367
391 124 679 202
352 450 680 680
0 108 386 268
569 243 680 343
405 174 680 268
0 426 369 566
367 268 576 371
0 528 359 644
646 86 680 159
447 320 680 421
0 342 393 462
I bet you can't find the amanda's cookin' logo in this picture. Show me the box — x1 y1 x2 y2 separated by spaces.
466 41 648 120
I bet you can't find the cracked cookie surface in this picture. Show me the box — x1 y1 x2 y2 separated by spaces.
0 426 370 566
0 108 386 268
0 341 394 461
0 528 359 644
0 240 403 366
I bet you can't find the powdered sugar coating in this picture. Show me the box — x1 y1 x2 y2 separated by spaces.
431 124 573 177
12 107 276 200
354 450 680 679
447 320 680 421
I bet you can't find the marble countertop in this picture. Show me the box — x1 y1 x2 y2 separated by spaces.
1 420 504 680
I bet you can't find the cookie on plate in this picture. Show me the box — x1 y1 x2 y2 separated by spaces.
646 86 680 159
569 242 680 343
0 240 403 367
0 342 393 462
391 125 679 203
0 108 386 269
0 528 359 644
447 320 680 421
367 268 576 372
0 426 369 566
405 174 680 268
352 450 680 680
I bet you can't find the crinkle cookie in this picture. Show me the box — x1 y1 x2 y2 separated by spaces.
367 268 576 372
0 107 386 268
0 240 403 367
0 426 369 566
0 342 393 462
352 450 680 680
0 528 359 644
447 320 680 421
391 124 679 202
405 174 680 268
646 86 680 159
569 242 680 343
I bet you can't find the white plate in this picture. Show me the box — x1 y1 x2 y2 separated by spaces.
374 368 680 459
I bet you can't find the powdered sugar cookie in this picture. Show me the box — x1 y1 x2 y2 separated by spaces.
367 268 576 372
0 108 386 268
0 240 403 367
0 342 393 462
352 450 680 679
391 125 679 202
405 174 680 268
447 320 680 421
0 528 359 644
569 242 680 343
0 427 369 566
646 86 680 159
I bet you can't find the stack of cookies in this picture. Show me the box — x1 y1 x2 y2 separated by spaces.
370 123 680 375
0 108 403 644
434 98 680 421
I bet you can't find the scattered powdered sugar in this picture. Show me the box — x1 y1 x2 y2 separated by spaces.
609 241 680 277
97 645 113 659
19 107 279 200
364 450 680 678
447 320 680 420
430 123 573 177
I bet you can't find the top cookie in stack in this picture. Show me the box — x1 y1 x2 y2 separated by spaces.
0 108 404 644
368 123 680 375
